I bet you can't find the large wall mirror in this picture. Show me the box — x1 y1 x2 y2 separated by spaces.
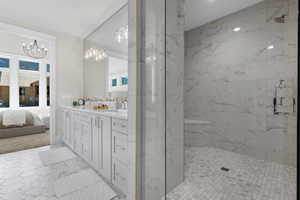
83 4 128 100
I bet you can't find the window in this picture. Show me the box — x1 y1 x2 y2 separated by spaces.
19 61 40 107
0 57 9 108
19 60 39 71
112 78 117 87
0 55 51 109
0 58 9 68
107 57 128 92
47 64 50 106
121 77 128 85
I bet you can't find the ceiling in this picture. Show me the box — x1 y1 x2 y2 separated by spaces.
0 0 265 37
185 0 264 31
0 0 127 38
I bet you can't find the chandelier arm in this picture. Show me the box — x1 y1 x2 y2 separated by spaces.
23 40 48 59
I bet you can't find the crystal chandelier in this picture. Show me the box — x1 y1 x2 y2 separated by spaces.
115 25 128 43
22 40 48 59
85 48 107 62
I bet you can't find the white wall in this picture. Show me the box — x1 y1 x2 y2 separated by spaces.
107 57 128 93
55 34 83 142
84 57 107 99
83 53 128 99
0 17 84 143
0 31 50 57
166 0 185 192
55 34 83 106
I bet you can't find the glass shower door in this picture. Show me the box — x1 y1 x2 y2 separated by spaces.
140 0 185 199
140 0 297 199
140 0 166 199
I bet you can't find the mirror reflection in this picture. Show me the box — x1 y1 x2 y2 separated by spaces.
84 5 128 103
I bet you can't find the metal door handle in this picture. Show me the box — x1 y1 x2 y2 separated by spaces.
113 163 116 181
100 119 103 169
113 136 116 153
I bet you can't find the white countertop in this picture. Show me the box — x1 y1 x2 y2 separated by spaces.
61 106 128 120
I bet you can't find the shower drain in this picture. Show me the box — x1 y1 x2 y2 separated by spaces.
221 167 230 172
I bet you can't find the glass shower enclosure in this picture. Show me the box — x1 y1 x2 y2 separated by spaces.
139 0 298 199
140 0 184 199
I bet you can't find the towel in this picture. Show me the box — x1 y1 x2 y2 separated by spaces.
2 110 26 127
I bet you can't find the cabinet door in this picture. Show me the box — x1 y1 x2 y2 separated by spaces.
72 114 82 154
98 116 112 181
112 131 128 164
112 159 128 194
90 117 99 169
81 118 92 162
63 110 72 147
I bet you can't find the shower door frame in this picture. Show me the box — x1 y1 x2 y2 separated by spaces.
133 0 300 199
297 0 299 198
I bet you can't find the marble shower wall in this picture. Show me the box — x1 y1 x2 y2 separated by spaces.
184 0 297 166
141 0 167 199
141 0 185 199
166 0 185 193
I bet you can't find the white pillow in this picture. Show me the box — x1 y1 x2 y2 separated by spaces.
2 110 26 127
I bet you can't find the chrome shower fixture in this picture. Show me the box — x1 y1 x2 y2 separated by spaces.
274 14 286 23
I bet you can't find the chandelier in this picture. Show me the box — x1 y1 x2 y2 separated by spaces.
22 40 48 59
85 48 107 62
115 25 128 43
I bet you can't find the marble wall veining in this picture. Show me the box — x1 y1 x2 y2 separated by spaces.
184 0 297 166
127 0 141 199
141 0 166 199
166 0 185 193
141 0 185 199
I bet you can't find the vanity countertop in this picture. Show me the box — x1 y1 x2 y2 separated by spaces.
61 106 128 120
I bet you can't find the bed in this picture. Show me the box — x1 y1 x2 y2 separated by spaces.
0 110 46 139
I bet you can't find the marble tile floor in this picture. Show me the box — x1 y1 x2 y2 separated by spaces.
0 146 121 200
167 147 296 200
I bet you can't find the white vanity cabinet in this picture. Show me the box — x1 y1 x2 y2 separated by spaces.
80 114 93 162
91 115 112 181
66 112 93 162
112 158 128 194
71 112 90 156
63 110 111 180
62 107 128 195
111 118 129 194
90 116 100 169
62 110 73 148
112 131 128 164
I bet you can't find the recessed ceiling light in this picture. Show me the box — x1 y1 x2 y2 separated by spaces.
233 27 241 32
267 45 274 50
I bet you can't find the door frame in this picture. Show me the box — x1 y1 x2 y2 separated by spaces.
0 22 57 145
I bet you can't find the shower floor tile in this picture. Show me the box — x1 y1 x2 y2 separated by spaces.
167 147 296 200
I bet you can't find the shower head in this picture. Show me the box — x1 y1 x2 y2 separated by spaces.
274 15 286 23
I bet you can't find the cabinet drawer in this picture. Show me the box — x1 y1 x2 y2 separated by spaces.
112 118 128 134
112 131 128 163
112 159 128 194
